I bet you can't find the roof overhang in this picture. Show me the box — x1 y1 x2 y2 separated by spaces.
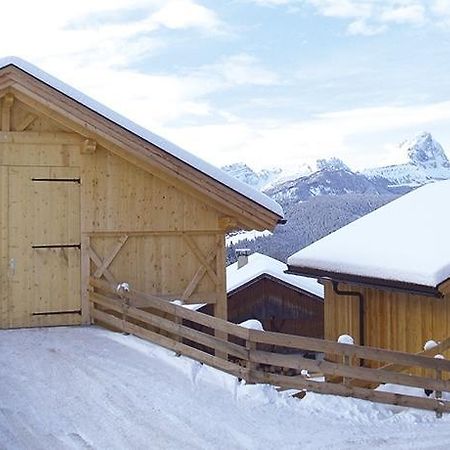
286 265 443 298
228 272 324 301
0 57 284 231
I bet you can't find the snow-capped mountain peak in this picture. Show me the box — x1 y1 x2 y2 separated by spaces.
402 132 449 168
221 163 282 191
316 157 351 172
364 132 450 188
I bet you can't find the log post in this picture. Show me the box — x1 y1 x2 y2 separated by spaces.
81 234 92 325
245 335 257 384
214 233 228 359
435 354 444 419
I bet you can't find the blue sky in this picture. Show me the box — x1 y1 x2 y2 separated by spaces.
1 0 450 172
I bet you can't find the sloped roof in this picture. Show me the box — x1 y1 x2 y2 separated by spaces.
0 56 283 221
288 181 450 289
228 253 324 298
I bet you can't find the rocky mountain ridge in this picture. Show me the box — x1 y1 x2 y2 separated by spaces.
222 132 450 199
224 132 449 263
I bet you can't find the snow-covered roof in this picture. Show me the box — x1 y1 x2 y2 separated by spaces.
288 180 450 288
0 56 283 219
228 252 324 298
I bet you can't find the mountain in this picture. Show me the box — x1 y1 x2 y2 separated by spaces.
224 132 449 263
221 162 313 191
221 163 281 191
227 193 396 263
364 132 450 190
266 163 391 206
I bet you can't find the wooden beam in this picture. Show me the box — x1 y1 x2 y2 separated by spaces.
16 113 37 131
218 216 238 231
80 235 91 324
82 138 97 154
88 247 117 285
1 93 14 131
251 371 450 414
182 233 218 286
93 235 128 279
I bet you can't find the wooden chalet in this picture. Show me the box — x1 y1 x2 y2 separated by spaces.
0 57 283 330
287 181 450 362
199 252 324 338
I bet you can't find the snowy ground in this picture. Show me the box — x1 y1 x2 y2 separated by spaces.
1 327 450 449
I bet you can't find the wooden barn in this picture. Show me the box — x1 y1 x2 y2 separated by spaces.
199 252 324 338
0 57 283 330
287 181 450 361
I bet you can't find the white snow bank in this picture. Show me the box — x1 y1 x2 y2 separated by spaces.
288 181 450 287
1 327 450 450
0 56 283 219
228 252 324 298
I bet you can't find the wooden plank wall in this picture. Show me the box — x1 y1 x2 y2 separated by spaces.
324 281 450 367
82 147 223 299
203 277 324 339
0 95 229 328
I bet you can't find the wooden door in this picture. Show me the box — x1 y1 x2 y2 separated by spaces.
3 166 81 328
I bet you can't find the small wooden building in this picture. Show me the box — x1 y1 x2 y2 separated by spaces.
287 181 450 359
0 57 283 330
199 252 324 338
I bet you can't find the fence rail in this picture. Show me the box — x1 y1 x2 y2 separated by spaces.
89 278 450 415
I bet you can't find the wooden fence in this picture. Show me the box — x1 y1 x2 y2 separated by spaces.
89 278 450 415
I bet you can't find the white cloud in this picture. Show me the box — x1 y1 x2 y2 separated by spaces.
150 0 221 30
308 0 373 19
431 0 450 15
200 54 281 86
249 1 449 35
347 20 386 36
380 4 426 24
0 0 236 126
161 100 450 171
0 1 222 67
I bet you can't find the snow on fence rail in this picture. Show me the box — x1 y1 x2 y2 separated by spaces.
89 277 450 415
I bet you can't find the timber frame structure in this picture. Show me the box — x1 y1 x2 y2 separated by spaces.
0 57 283 330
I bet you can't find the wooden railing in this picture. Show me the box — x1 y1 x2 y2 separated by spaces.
89 278 450 415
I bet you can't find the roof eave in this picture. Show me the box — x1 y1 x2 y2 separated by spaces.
286 265 442 298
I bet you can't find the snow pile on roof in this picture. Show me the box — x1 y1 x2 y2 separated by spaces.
228 252 324 298
0 56 283 219
288 180 450 287
1 327 449 449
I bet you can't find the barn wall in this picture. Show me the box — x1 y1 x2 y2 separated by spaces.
203 277 324 338
0 96 228 328
324 281 450 364
81 146 224 298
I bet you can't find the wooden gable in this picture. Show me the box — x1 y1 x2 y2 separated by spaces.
0 63 282 231
0 61 282 329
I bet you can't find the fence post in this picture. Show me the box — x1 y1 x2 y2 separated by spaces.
245 331 257 384
116 283 130 334
435 354 444 419
338 334 354 387
81 234 92 325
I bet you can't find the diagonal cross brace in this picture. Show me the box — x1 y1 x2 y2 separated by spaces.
92 235 128 280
